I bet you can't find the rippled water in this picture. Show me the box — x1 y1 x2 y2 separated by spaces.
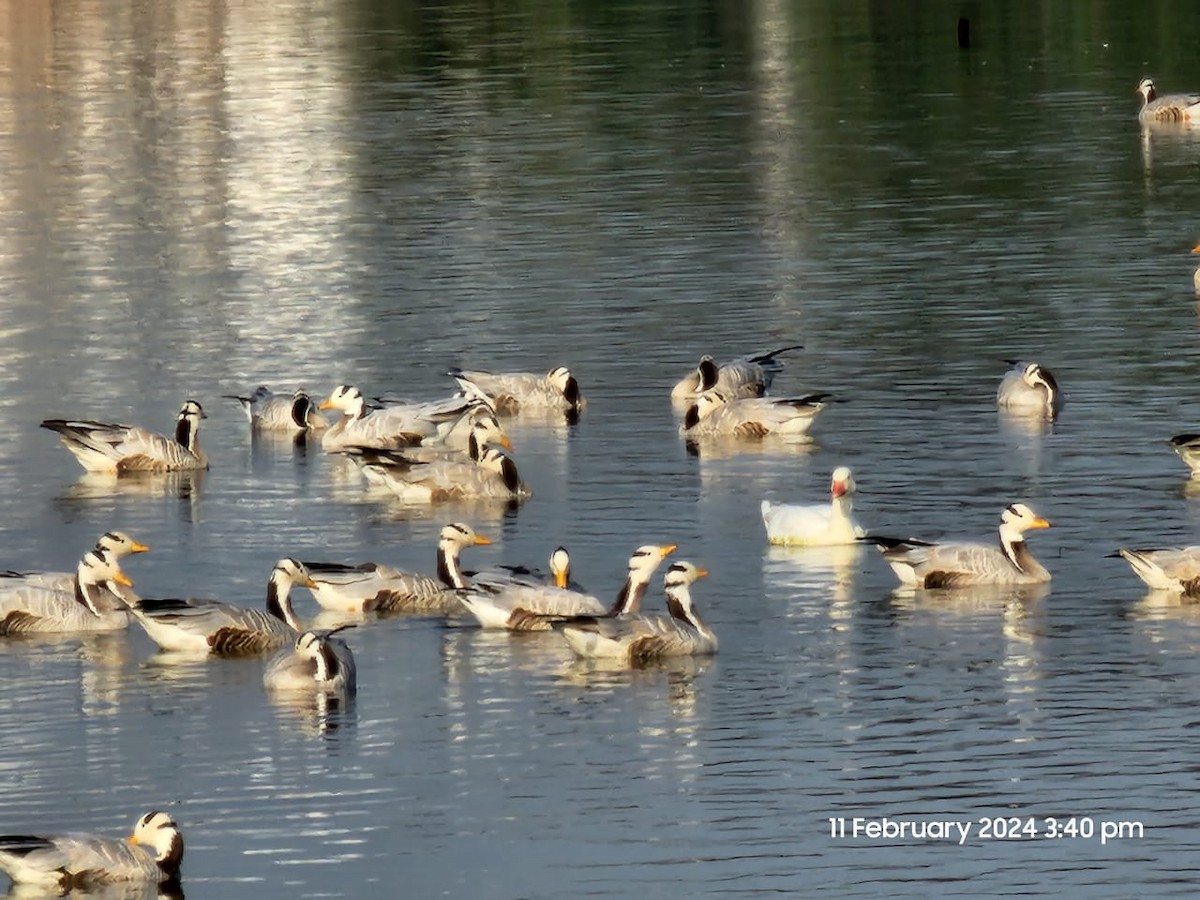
2 1 1200 896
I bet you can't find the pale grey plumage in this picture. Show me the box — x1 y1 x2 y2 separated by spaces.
0 549 134 635
319 384 486 452
680 389 830 439
264 628 357 694
1137 77 1200 123
670 345 802 401
225 385 327 432
41 400 208 473
449 365 585 413
0 810 183 889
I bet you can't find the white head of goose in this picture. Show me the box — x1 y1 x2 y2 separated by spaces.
997 360 1061 417
435 522 493 589
320 385 368 420
0 809 183 889
866 502 1052 588
1137 77 1200 123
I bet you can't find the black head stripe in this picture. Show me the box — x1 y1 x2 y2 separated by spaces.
683 406 699 430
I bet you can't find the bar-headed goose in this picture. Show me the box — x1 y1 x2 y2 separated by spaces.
1111 547 1200 594
302 523 492 614
761 466 866 546
864 503 1052 587
670 344 803 402
127 558 311 655
264 628 357 695
224 385 327 433
0 548 134 635
319 384 484 452
459 543 675 631
1137 77 1200 123
449 365 585 414
1168 433 1200 479
344 443 529 502
1 530 148 597
557 561 717 664
41 400 208 473
680 389 831 439
997 360 1062 417
0 810 183 890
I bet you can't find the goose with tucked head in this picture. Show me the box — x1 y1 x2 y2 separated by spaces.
449 365 585 414
41 400 208 473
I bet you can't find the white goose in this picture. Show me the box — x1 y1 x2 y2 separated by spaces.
1111 547 1200 594
1168 433 1200 478
459 543 676 631
224 385 327 433
997 360 1062 417
865 503 1052 588
319 384 484 452
1137 77 1200 123
680 389 831 439
0 549 134 635
302 523 492 614
41 400 208 473
761 466 866 546
449 365 585 414
344 443 529 502
670 344 803 402
264 628 357 695
557 561 717 664
0 810 183 890
127 558 311 655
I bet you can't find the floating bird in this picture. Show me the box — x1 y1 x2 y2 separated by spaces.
0 548 134 635
0 531 148 597
761 466 866 546
1191 241 1200 296
126 558 311 655
680 390 831 439
41 400 208 473
264 628 357 695
1136 77 1200 123
997 360 1062 417
864 503 1052 587
557 561 717 664
1168 433 1200 478
1111 547 1200 594
224 385 326 433
344 443 529 502
459 543 676 631
302 523 492 614
670 344 803 402
319 384 485 452
449 365 585 414
0 810 183 890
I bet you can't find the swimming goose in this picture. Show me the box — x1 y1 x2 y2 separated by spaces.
557 561 717 664
761 466 866 546
1168 433 1200 478
864 503 1052 587
0 549 134 635
302 522 492 614
1 531 148 595
224 385 326 433
1137 77 1200 123
127 558 311 655
41 400 208 473
264 628 357 695
449 365 585 414
458 543 676 631
0 810 183 889
1111 547 1200 594
319 384 485 452
670 344 803 402
997 360 1062 417
344 443 529 502
680 389 831 439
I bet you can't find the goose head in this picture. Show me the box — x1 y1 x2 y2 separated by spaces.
174 400 206 449
1137 77 1156 105
95 531 150 557
830 466 856 499
76 548 133 613
320 385 366 418
547 366 584 408
548 546 571 589
295 630 347 683
998 503 1050 544
663 560 708 625
128 810 185 876
696 355 720 392
265 558 313 628
683 389 729 430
